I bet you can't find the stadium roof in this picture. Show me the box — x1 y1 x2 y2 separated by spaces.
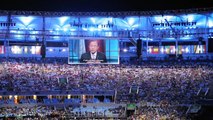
0 0 212 12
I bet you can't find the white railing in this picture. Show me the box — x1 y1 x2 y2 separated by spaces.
196 88 201 96
205 88 209 96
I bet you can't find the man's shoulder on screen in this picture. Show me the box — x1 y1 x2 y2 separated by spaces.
96 52 106 57
80 52 107 63
81 51 105 56
96 52 107 63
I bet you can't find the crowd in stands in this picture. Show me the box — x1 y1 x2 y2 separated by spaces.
0 104 190 119
0 57 212 119
131 105 189 120
0 104 126 119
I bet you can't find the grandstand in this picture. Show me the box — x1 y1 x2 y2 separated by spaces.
0 1 213 119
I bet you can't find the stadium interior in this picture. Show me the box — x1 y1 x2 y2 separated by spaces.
0 1 213 120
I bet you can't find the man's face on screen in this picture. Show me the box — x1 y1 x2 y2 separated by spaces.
89 41 99 53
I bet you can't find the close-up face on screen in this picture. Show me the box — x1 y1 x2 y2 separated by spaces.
68 39 119 64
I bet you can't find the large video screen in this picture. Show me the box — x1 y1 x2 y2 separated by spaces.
68 39 119 64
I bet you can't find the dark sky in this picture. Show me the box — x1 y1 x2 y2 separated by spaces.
0 0 212 12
